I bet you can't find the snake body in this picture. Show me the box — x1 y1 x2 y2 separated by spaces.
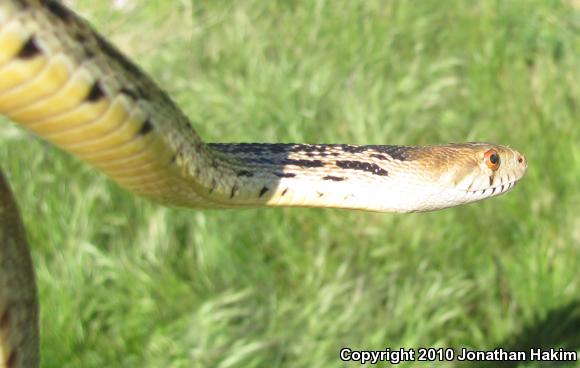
0 0 527 366
0 172 38 368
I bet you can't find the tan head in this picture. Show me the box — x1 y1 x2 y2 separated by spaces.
413 143 528 211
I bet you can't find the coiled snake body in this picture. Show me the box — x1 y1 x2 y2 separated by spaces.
0 0 527 366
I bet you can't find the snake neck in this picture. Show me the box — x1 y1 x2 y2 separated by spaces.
186 142 401 210
0 1 403 211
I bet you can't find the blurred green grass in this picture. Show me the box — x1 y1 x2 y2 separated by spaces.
0 0 578 367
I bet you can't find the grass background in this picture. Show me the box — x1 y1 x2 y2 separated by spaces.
0 0 578 367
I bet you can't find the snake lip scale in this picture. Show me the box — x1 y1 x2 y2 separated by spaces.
0 0 527 367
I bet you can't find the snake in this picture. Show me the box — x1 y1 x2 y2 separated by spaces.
0 0 528 366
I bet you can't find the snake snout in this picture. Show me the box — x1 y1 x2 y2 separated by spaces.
516 152 528 172
509 149 528 181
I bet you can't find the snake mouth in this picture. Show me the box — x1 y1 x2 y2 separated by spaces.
466 180 518 197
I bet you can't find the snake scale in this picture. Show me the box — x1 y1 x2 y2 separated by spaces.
0 0 527 366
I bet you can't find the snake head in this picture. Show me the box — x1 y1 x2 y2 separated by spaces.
439 143 528 202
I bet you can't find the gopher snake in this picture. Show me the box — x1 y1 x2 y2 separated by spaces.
0 0 527 366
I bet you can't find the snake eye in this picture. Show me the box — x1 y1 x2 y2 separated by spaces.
484 149 500 171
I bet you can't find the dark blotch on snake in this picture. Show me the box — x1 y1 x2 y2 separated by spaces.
16 37 42 59
72 32 94 57
370 145 415 161
290 144 328 153
281 159 324 168
86 81 105 102
7 351 17 368
274 172 296 178
259 186 269 197
236 170 254 177
281 188 288 196
0 308 9 329
43 0 73 21
74 32 88 43
230 185 238 198
322 175 345 182
340 145 368 154
370 154 389 161
119 87 140 100
138 119 154 135
335 160 388 176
